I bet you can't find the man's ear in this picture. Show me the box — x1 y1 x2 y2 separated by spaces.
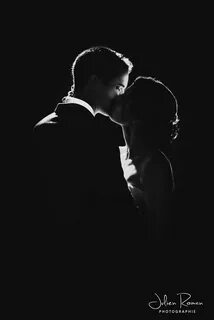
89 75 100 83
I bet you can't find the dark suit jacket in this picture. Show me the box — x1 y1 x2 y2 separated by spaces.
32 103 139 227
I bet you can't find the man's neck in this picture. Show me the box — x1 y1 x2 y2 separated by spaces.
74 93 96 112
65 95 95 116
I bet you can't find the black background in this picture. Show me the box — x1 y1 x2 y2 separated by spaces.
14 5 209 316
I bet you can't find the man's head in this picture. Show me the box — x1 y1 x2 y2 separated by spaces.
64 46 133 116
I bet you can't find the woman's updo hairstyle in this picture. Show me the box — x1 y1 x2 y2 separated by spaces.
126 76 180 148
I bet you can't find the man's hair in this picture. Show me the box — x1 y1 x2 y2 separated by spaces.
66 46 133 97
126 76 180 148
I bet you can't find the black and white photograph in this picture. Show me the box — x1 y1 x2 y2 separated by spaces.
18 6 210 318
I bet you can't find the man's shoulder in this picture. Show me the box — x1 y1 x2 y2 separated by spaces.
56 102 94 118
34 112 58 129
32 113 59 147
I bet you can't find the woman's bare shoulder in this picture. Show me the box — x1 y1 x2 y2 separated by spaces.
149 150 171 168
142 150 174 191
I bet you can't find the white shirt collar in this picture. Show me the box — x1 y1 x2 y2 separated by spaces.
64 97 95 116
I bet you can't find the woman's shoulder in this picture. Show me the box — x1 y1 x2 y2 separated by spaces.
149 149 171 168
142 149 174 191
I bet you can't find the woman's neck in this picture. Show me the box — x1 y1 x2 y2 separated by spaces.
128 142 152 160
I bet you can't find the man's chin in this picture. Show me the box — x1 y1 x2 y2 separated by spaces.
96 103 113 117
109 116 120 124
109 107 122 123
109 112 124 125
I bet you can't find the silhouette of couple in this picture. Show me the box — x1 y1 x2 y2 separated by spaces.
33 46 179 241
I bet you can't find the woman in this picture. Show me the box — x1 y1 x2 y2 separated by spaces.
110 76 180 242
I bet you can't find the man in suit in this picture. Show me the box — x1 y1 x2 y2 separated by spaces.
33 46 139 226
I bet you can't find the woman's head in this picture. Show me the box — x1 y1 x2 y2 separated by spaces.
111 76 179 148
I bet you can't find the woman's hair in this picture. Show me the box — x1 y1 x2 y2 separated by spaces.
63 46 133 100
126 76 180 148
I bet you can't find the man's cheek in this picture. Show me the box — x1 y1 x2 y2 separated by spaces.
108 89 117 99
